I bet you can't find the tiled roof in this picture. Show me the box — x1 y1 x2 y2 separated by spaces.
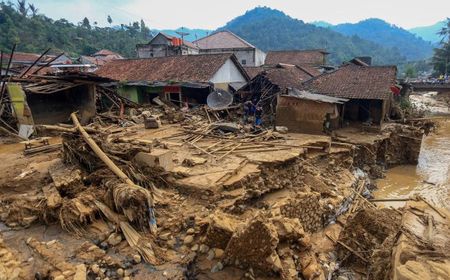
96 53 248 83
244 66 264 79
302 64 397 100
265 50 328 66
245 64 321 81
1 52 50 63
194 30 255 50
94 49 118 56
252 64 315 89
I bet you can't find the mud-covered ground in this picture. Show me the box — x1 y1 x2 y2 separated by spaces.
0 98 449 280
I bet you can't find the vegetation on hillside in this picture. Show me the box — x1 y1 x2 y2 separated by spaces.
331 19 433 61
432 18 450 76
220 7 407 65
0 1 152 58
409 20 447 43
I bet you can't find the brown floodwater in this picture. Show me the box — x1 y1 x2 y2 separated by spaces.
374 119 450 208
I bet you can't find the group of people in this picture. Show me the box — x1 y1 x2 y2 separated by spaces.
243 100 263 126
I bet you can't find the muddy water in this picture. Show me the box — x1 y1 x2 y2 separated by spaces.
374 119 450 208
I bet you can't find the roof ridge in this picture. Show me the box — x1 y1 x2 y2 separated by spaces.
193 30 255 49
222 30 255 48
109 53 233 62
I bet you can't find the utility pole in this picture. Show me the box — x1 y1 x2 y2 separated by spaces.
175 27 189 42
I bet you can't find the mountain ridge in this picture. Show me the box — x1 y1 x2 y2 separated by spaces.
330 18 433 60
217 7 406 65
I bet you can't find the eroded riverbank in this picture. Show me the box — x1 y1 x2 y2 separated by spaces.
375 118 450 208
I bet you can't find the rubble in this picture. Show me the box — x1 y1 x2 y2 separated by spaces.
0 68 448 279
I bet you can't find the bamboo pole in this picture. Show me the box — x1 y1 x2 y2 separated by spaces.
71 112 134 185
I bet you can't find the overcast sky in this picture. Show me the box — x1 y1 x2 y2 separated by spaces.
32 0 449 30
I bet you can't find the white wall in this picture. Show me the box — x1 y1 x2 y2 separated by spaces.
254 48 267 67
210 58 247 84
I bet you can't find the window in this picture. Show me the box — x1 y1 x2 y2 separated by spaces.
241 59 246 65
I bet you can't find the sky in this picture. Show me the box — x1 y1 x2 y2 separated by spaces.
31 0 449 30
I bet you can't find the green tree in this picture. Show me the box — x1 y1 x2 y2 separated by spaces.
404 65 417 78
16 0 28 17
432 18 450 76
140 19 150 35
0 2 153 58
28 3 38 17
81 17 91 29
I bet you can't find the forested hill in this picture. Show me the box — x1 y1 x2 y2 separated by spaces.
220 7 406 65
0 2 152 58
331 19 433 60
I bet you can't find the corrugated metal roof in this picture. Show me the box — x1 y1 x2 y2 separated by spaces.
286 88 348 104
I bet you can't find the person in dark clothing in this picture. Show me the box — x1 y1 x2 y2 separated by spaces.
243 101 252 124
323 113 331 134
255 105 263 126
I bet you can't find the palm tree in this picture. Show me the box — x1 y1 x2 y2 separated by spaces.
28 3 38 17
16 0 28 16
433 18 450 76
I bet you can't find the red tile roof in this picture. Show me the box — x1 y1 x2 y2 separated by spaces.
94 49 118 56
302 64 397 100
1 52 49 63
244 66 264 79
247 64 315 90
265 50 329 66
96 53 248 83
194 30 255 49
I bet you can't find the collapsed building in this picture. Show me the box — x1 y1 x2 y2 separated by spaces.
95 53 250 105
238 63 319 125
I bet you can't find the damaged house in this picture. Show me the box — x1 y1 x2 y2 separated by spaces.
276 88 348 134
96 53 249 105
3 72 116 138
239 64 317 124
301 64 397 126
244 49 325 81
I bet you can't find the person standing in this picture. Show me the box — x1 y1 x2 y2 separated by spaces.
255 105 263 126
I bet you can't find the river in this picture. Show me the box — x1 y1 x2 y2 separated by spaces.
374 118 450 208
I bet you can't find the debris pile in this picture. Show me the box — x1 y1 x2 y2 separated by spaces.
337 208 402 279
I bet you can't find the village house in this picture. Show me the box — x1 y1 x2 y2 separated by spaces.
301 64 397 126
193 30 266 67
238 63 317 124
79 49 124 69
136 32 199 58
276 88 348 134
95 53 249 105
243 50 325 80
265 49 329 67
5 72 114 137
0 51 72 75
